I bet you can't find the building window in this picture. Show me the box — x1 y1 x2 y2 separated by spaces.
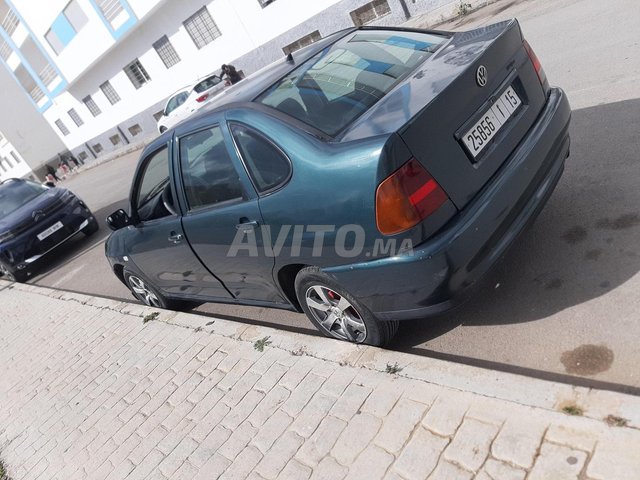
153 110 164 121
350 0 391 26
68 108 83 127
78 151 88 161
55 119 70 136
183 7 221 49
45 0 88 55
10 151 21 164
93 143 103 153
96 0 124 25
109 134 121 146
153 35 180 69
257 0 277 6
124 59 151 89
83 95 101 117
100 80 120 105
128 124 143 136
3 156 12 167
30 85 45 103
283 31 322 55
1 9 19 36
0 38 11 61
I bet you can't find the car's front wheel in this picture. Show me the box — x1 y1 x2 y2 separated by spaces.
0 260 28 283
124 269 172 309
295 267 398 346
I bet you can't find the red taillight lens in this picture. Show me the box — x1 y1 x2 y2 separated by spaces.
523 40 547 86
376 158 449 235
196 93 210 103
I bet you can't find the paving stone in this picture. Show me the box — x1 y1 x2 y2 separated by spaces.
295 416 347 467
252 409 293 454
344 445 394 480
586 430 640 480
479 458 526 480
393 426 448 480
528 442 587 480
491 418 547 469
290 393 336 438
421 396 469 437
331 413 382 466
545 423 598 452
375 398 428 454
329 383 372 422
220 445 263 480
277 459 312 480
443 418 499 472
310 457 348 480
428 460 473 480
256 431 304 479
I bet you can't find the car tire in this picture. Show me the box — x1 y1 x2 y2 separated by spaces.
0 260 28 283
123 269 175 310
295 266 398 346
82 217 99 236
123 268 197 311
159 126 167 133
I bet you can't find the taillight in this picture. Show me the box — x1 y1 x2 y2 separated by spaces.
523 40 547 86
376 158 449 235
196 93 209 103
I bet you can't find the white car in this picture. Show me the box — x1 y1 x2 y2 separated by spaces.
156 73 225 133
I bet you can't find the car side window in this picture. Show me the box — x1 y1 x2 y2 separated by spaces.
179 125 244 210
135 146 174 222
165 92 189 115
230 124 291 194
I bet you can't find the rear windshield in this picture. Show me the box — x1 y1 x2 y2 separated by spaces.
256 30 447 136
0 180 48 218
194 75 222 93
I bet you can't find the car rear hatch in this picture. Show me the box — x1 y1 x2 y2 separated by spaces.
396 20 548 209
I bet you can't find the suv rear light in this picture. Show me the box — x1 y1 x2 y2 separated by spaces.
196 93 210 103
376 158 449 235
523 40 547 86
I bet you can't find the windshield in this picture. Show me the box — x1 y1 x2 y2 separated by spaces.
194 75 222 93
256 30 447 136
0 180 48 218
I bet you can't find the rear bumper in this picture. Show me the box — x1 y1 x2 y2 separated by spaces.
324 87 571 321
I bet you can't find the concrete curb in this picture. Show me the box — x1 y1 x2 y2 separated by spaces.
4 279 638 432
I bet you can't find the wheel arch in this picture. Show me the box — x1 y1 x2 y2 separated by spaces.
277 263 311 313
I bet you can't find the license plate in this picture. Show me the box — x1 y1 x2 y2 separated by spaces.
462 86 522 157
37 221 63 241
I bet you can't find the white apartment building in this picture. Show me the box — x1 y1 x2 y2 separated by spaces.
0 130 34 182
0 0 464 176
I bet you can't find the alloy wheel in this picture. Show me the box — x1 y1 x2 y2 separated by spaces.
0 263 15 281
305 285 367 343
128 275 161 307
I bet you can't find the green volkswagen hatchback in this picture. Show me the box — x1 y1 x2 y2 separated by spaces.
106 21 571 346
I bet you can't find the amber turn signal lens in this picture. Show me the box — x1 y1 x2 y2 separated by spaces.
376 158 448 235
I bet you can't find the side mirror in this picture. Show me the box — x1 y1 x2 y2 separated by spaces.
44 181 56 188
106 209 132 231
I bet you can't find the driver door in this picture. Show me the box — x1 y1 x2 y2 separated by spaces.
127 142 231 299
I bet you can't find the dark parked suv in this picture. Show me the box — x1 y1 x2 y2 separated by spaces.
0 178 98 282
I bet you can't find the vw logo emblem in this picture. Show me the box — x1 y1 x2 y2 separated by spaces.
476 65 488 87
32 210 45 222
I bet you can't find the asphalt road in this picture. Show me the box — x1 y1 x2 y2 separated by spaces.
26 0 640 391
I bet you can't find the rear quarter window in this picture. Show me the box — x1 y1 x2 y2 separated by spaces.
230 124 291 194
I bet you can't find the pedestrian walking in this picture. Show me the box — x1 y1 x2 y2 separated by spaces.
46 164 60 182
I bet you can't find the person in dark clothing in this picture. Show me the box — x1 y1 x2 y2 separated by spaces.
221 64 242 85
46 164 60 182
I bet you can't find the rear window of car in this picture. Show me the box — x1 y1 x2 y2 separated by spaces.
194 75 222 93
0 180 48 218
256 30 447 136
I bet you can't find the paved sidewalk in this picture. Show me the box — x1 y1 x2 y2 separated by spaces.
1 281 639 480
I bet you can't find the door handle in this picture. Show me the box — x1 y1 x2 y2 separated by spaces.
235 219 259 232
168 232 183 244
